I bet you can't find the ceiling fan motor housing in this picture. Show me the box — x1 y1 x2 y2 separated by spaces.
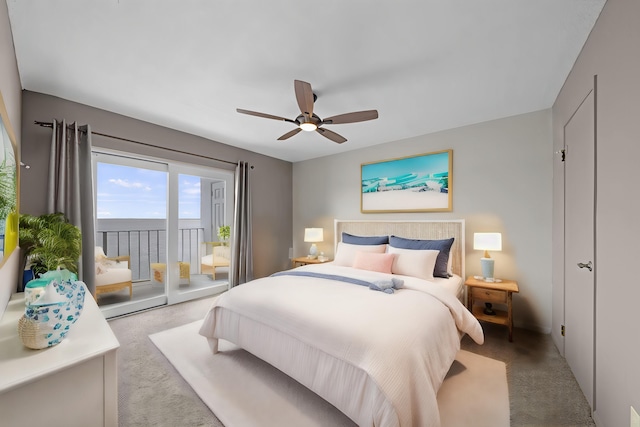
296 113 321 127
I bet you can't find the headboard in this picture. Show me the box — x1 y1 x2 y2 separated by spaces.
334 219 465 278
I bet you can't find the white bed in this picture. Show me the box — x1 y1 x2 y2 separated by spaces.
199 220 483 427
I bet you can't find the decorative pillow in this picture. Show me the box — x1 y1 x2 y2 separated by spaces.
387 246 439 281
342 232 389 245
389 236 454 278
353 252 395 274
95 246 107 260
333 242 387 267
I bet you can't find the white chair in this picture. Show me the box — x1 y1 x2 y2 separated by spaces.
94 246 132 301
201 242 230 279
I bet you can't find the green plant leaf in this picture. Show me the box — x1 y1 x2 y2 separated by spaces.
19 212 82 275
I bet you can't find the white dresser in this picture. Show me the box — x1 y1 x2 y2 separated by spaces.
0 285 120 427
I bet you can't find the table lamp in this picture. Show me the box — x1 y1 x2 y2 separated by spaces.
473 232 502 282
304 228 323 259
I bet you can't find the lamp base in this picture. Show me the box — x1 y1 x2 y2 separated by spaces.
480 257 495 281
308 243 318 259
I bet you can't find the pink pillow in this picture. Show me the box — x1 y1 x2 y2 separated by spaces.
352 252 395 274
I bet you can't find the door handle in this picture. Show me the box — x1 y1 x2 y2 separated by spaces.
577 261 593 271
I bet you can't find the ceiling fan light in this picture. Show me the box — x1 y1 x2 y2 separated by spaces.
299 122 317 132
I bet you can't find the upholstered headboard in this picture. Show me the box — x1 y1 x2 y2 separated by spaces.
334 219 465 278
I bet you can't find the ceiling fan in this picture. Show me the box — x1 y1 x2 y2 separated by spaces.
236 80 379 144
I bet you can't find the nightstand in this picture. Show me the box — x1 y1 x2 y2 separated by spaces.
465 276 519 342
291 256 331 268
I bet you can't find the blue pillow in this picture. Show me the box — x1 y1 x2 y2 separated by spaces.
389 235 454 278
342 232 389 245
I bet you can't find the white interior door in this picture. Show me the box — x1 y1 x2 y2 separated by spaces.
564 88 596 408
212 181 226 237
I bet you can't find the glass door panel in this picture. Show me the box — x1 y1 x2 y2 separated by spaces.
93 152 169 318
166 164 233 305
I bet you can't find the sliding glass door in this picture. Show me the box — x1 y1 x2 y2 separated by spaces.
167 164 233 305
93 151 233 317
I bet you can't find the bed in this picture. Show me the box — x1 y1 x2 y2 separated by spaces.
199 220 483 427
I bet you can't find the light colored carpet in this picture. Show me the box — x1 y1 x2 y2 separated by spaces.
150 320 509 427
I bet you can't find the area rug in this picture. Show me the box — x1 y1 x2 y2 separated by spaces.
150 320 509 427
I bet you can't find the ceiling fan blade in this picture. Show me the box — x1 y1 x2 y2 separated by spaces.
316 127 347 144
322 110 379 125
294 80 315 117
277 128 303 141
237 108 295 123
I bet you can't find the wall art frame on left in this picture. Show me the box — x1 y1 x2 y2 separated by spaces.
361 149 452 213
0 90 20 319
0 91 19 265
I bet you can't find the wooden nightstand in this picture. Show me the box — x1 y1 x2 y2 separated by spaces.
465 276 519 342
291 256 331 268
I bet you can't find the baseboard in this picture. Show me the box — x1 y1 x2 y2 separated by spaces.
592 409 603 426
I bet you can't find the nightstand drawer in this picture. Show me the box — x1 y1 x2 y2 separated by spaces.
471 287 507 304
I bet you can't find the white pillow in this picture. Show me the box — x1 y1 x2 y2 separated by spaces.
333 242 387 267
387 246 439 281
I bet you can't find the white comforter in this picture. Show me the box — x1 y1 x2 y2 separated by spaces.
199 264 484 427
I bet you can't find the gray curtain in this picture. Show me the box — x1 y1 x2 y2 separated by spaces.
48 120 96 295
230 161 253 287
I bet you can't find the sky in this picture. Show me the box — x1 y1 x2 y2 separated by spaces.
96 163 201 219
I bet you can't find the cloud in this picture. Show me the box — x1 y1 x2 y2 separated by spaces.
181 178 200 186
109 178 151 191
182 188 201 195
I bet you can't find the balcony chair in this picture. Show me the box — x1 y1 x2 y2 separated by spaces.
94 246 132 301
201 242 230 280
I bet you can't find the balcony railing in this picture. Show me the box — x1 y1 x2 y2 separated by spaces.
96 219 208 281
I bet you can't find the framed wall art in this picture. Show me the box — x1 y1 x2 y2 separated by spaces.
0 90 19 318
0 91 18 262
361 149 452 213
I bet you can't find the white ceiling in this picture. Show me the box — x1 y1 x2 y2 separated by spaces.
7 0 605 163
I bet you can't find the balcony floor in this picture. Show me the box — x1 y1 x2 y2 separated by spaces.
97 272 229 311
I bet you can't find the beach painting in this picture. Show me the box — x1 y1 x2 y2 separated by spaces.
361 149 452 213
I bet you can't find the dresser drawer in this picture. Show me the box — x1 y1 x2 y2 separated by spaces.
471 287 507 303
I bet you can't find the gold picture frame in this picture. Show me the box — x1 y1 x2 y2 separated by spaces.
0 91 19 266
361 149 452 213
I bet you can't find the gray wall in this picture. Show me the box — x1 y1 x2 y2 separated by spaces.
294 109 552 333
0 0 21 144
20 91 293 279
552 0 640 425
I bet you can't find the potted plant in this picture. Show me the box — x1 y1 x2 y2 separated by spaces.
217 225 230 245
19 213 82 278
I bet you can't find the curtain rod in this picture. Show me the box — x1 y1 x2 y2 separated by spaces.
34 120 241 167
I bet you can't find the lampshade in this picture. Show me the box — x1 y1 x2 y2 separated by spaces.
304 228 324 243
474 232 502 283
473 233 502 257
304 228 323 259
